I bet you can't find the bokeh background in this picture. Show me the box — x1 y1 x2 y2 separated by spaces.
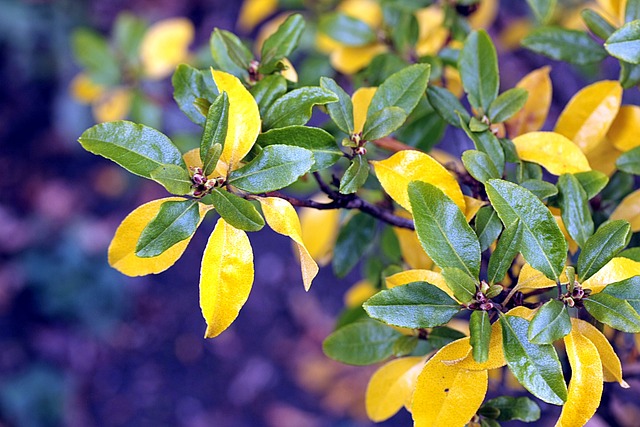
1 0 639 426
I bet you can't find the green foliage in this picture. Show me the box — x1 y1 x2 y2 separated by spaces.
323 320 402 365
136 200 200 257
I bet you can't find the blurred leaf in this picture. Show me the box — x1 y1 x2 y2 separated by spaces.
333 212 377 277
319 12 377 46
260 14 305 74
323 320 401 365
72 28 120 85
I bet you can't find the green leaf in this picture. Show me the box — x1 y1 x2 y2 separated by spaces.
616 146 640 174
363 282 461 328
409 181 481 278
584 293 640 332
424 327 467 352
475 206 503 253
209 29 251 79
135 200 200 257
318 12 377 46
462 150 500 184
339 155 370 194
441 268 477 304
459 117 505 176
209 189 264 232
362 106 407 141
150 164 192 195
499 137 519 163
605 20 640 64
581 9 616 39
574 170 609 199
333 213 377 277
320 77 354 135
78 121 185 179
200 92 229 176
520 179 558 200
483 396 541 422
601 276 640 313
528 300 571 344
500 315 568 405
227 145 314 193
263 87 338 129
527 0 557 24
619 59 640 88
487 88 528 124
557 173 594 248
257 126 342 172
522 27 608 65
392 335 419 357
469 116 490 132
172 65 218 126
250 74 287 118
427 86 470 127
627 0 640 22
488 221 523 285
113 13 147 63
459 30 499 113
619 247 640 261
486 179 568 282
366 64 431 120
323 320 402 365
72 29 120 85
260 14 305 74
577 220 632 281
470 310 491 363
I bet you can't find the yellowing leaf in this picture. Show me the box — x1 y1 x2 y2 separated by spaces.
608 106 640 152
300 199 340 266
516 262 557 290
444 66 464 98
555 329 603 427
469 0 498 29
506 306 537 320
366 356 426 422
212 70 261 172
464 196 486 222
344 280 378 307
582 257 640 293
279 57 298 83
412 339 488 427
512 132 591 175
237 0 278 31
498 18 533 51
93 88 132 123
316 32 343 54
108 197 208 276
339 0 383 28
555 215 579 255
596 0 626 24
257 197 319 291
555 81 622 154
330 44 388 75
385 269 452 297
352 87 377 134
611 189 640 231
445 322 506 371
415 6 448 56
200 218 254 338
70 73 104 104
571 318 628 386
505 66 552 137
585 137 622 176
141 18 194 79
372 150 465 213
394 225 435 270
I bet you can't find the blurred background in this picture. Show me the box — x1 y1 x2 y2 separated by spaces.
0 0 639 426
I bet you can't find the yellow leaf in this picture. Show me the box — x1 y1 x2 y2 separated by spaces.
608 105 640 152
505 66 552 137
108 198 208 276
445 322 506 371
366 356 426 422
385 269 452 297
394 225 435 270
70 73 105 104
93 88 132 123
515 263 557 290
555 329 603 427
299 199 340 266
141 18 194 80
582 257 640 293
352 87 377 134
469 0 498 29
555 215 579 255
498 18 533 52
464 196 486 222
611 189 640 231
339 0 383 29
415 6 448 56
200 218 254 338
596 0 627 24
237 0 278 31
371 150 465 213
330 44 388 75
585 137 622 176
211 70 261 172
182 148 202 170
444 66 464 98
257 197 319 291
555 80 622 154
512 132 591 175
412 339 488 427
316 32 343 55
344 280 378 308
279 57 298 83
571 318 628 386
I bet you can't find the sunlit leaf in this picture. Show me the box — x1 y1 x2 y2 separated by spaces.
582 256 640 292
505 66 552 137
141 18 194 79
610 189 640 231
512 132 591 175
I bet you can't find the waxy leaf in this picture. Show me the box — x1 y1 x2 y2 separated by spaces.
616 146 640 174
441 268 477 303
339 155 370 194
136 199 201 257
470 310 491 363
319 12 378 46
363 282 461 329
78 121 185 179
512 132 591 175
263 86 338 129
459 30 499 113
426 86 470 128
323 320 402 365
462 150 500 184
150 164 193 195
259 14 305 74
520 179 558 200
605 20 640 64
209 29 251 80
500 315 567 405
209 189 264 232
583 293 640 332
200 218 253 338
581 9 616 40
475 206 503 252
320 77 354 135
487 88 528 124
367 63 431 118
200 92 229 176
574 170 609 199
601 276 640 313
172 64 217 125
333 213 377 277
227 145 314 193
409 181 481 278
528 300 571 344
557 173 594 247
487 221 523 285
459 118 505 176
522 27 607 65
362 106 407 141
250 74 287 118
483 396 540 422
577 220 631 281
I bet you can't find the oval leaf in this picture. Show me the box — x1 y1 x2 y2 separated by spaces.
136 199 201 257
263 86 338 129
527 299 571 344
577 220 632 281
323 320 402 365
209 189 264 232
459 30 499 113
512 132 591 175
605 20 640 64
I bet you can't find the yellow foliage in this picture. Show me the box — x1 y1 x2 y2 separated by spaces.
237 0 278 31
330 44 388 75
140 18 194 80
415 6 448 56
393 222 435 270
608 105 640 151
505 66 552 137
344 280 377 308
92 88 132 123
611 189 640 231
339 0 383 28
352 87 377 134
299 200 340 266
463 196 486 222
444 322 506 371
512 132 591 175
385 269 452 298
70 73 105 103
582 257 640 293
469 0 498 29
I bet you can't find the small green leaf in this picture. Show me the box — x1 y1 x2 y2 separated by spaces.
441 267 477 303
318 12 377 46
627 0 640 22
470 310 491 363
487 88 528 124
200 92 229 176
500 315 567 405
209 29 251 80
527 0 557 24
135 199 200 257
333 212 377 277
366 63 431 119
392 335 419 357
574 170 609 199
459 30 499 113
584 293 640 332
72 29 120 85
78 121 185 179
150 164 193 195
605 20 640 64
323 320 402 365
362 106 407 141
522 27 608 65
616 146 640 174
409 181 481 278
339 155 370 194
263 87 338 129
363 282 461 328
487 221 523 285
482 396 541 422
172 65 218 126
320 77 354 135
469 116 490 132
459 117 505 176
462 150 500 184
520 179 558 200
427 86 470 127
557 173 594 247
209 189 264 232
259 14 305 74
528 300 572 344
250 74 287 118
577 220 632 281
581 9 616 39
227 145 314 193
619 59 640 88
475 206 503 252
601 276 640 313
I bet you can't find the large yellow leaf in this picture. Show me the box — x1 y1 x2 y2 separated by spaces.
371 150 465 213
108 198 208 276
299 201 340 266
211 70 261 172
366 356 426 422
554 80 622 154
412 339 488 427
586 137 622 176
394 224 435 270
582 257 640 293
469 0 498 29
571 319 628 386
141 18 194 79
330 44 388 75
445 322 506 371
339 0 383 28
415 6 448 56
237 0 278 31
512 132 591 175
464 196 486 222
555 329 603 427
257 197 319 291
200 218 254 338
611 189 640 231
504 66 552 137
596 0 627 24
506 306 536 320
608 106 640 152
514 262 557 290
70 73 104 104
93 88 132 123
385 269 452 298
352 87 377 134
